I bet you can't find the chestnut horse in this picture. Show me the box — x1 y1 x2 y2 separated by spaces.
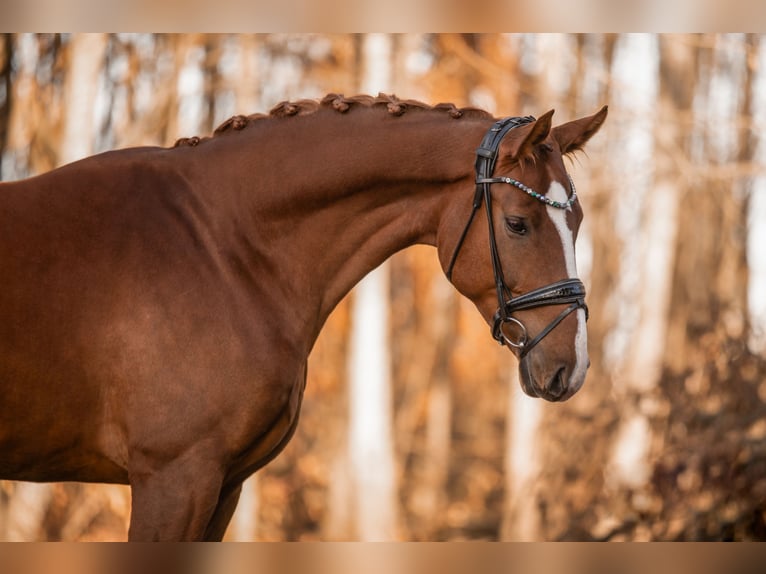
0 94 607 540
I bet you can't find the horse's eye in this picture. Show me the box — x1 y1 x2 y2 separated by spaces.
505 217 527 236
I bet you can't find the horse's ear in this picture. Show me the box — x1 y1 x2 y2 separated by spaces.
507 110 554 161
551 105 608 156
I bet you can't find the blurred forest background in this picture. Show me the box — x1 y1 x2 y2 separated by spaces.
1 33 766 541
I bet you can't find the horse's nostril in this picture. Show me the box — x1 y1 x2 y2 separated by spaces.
546 367 567 398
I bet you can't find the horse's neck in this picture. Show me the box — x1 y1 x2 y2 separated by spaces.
193 110 488 347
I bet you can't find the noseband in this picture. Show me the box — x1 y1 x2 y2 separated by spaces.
445 116 588 357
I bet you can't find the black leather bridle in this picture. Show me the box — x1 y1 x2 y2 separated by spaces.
445 116 588 358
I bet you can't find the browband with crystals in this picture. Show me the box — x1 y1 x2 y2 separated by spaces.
475 174 577 209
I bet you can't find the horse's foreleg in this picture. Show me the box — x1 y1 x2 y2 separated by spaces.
127 446 225 541
202 482 243 541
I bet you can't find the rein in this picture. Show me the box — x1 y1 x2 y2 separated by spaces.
445 116 588 357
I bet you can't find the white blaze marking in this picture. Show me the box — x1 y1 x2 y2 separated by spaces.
546 181 588 388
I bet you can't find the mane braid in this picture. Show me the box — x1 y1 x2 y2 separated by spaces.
173 92 493 148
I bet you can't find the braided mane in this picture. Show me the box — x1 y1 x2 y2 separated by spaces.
173 93 493 147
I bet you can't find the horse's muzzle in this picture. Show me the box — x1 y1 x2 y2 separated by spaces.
519 358 576 402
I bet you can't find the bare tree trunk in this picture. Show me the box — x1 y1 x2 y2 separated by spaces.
232 34 260 114
660 35 707 376
717 34 753 341
4 34 61 179
345 34 398 541
580 33 618 388
168 34 207 142
226 477 259 541
662 34 751 376
0 34 12 174
746 35 766 354
502 374 542 540
2 483 52 540
599 34 668 509
499 33 544 542
420 270 457 540
391 244 457 539
59 34 107 165
347 267 397 540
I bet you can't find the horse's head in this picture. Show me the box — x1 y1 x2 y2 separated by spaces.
440 106 608 402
